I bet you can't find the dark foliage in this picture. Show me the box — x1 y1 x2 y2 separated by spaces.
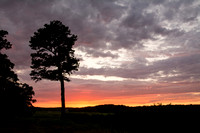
29 20 79 117
0 30 11 50
0 30 36 118
29 20 79 82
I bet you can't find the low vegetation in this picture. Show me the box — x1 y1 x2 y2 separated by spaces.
1 104 199 132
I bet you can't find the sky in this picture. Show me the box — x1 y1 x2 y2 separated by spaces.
1 0 200 107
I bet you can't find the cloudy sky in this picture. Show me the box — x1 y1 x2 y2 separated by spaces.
1 0 200 107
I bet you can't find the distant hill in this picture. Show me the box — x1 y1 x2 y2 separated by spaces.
72 104 200 113
37 104 200 113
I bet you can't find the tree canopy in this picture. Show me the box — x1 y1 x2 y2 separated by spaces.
29 20 79 117
30 20 79 82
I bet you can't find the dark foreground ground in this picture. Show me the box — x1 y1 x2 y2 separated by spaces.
1 104 200 133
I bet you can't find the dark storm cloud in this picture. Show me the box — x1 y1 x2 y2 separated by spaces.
114 0 185 49
90 0 125 22
0 0 57 69
0 0 189 57
0 0 200 85
161 0 198 22
0 0 124 64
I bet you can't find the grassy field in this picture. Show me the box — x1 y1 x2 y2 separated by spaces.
1 104 200 133
1 111 117 133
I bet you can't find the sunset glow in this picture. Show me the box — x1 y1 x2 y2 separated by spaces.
1 0 200 107
34 93 200 108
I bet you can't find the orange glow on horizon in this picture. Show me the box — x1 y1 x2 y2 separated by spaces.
33 93 200 108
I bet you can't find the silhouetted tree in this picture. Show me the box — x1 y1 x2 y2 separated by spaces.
29 20 79 117
0 30 36 117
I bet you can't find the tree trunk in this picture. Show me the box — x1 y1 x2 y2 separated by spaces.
60 77 65 118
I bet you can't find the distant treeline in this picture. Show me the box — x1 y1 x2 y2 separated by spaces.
37 104 200 113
